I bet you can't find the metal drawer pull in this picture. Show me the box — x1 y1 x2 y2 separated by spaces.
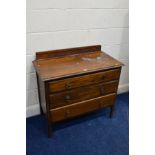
65 82 72 89
65 95 71 100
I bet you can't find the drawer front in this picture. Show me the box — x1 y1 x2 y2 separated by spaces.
48 68 121 93
50 93 116 122
49 81 118 108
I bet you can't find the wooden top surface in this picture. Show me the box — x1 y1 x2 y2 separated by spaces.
33 45 123 81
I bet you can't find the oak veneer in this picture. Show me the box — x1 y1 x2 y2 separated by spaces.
49 81 118 108
33 45 123 137
48 68 121 93
50 93 117 122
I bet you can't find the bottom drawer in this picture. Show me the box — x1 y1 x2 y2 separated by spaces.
50 93 116 122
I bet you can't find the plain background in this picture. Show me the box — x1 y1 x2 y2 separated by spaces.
0 0 155 155
26 0 129 117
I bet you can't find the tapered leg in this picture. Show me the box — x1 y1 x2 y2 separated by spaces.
47 121 52 138
36 72 43 115
110 105 115 118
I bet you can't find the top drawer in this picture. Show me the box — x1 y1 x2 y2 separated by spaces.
48 68 121 93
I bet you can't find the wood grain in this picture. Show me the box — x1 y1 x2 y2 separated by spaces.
33 45 123 137
48 68 121 93
50 93 116 122
36 45 101 60
49 81 118 108
33 50 123 81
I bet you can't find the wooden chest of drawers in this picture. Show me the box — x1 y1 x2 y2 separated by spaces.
33 45 123 137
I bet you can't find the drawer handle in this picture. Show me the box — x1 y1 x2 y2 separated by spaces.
100 87 104 95
65 95 71 101
65 110 70 118
65 82 72 89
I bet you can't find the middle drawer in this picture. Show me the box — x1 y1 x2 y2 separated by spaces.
49 80 118 108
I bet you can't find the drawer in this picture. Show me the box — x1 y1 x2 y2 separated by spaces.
50 93 116 122
49 81 118 108
48 68 121 93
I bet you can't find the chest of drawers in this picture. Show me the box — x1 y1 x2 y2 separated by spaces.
33 45 123 137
